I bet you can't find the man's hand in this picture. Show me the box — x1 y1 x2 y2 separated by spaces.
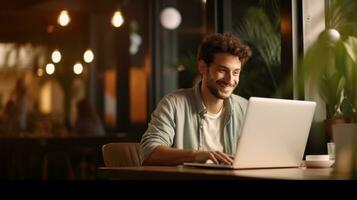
142 146 234 166
193 151 234 165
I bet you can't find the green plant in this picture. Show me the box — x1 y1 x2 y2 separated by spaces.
301 30 345 119
233 0 281 98
340 36 357 122
300 0 357 122
300 34 357 121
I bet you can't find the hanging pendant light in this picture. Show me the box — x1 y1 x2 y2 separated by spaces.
58 10 71 26
160 7 181 30
45 63 55 75
111 10 124 28
51 49 61 63
73 62 83 75
83 49 94 63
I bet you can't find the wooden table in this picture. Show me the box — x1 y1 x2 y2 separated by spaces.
98 165 335 180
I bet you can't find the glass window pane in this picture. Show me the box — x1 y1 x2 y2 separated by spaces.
231 0 282 98
155 0 206 98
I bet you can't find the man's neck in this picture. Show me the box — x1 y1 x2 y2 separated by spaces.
200 83 224 114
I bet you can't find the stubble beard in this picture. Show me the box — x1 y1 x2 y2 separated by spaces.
206 80 237 100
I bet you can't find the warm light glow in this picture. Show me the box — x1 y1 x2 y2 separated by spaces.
111 10 124 28
46 63 55 75
51 50 61 63
73 62 83 75
58 10 71 26
37 68 44 77
40 82 52 114
177 64 185 71
83 49 94 63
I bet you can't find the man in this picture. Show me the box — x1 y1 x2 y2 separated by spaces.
140 33 252 166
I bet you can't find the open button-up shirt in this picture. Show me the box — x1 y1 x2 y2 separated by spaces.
140 82 248 163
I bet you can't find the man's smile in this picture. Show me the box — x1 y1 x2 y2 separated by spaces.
217 81 235 92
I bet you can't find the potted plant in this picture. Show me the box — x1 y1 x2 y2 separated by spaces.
299 0 357 142
301 30 356 140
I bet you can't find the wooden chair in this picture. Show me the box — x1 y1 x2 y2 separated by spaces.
102 142 141 167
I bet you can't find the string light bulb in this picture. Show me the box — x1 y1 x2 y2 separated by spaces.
58 10 71 26
83 49 94 63
51 49 61 63
111 10 124 28
45 63 55 75
73 62 83 75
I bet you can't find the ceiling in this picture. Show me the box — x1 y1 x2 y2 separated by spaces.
0 0 48 11
0 0 126 43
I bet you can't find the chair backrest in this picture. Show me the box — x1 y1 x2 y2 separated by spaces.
102 142 141 167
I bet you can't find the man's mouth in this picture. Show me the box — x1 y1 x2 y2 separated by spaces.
217 81 234 91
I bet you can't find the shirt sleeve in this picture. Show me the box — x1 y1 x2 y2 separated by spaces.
140 94 177 163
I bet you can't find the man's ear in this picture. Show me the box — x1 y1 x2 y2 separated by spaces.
198 60 208 76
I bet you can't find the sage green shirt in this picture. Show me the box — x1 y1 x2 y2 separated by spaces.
140 82 248 163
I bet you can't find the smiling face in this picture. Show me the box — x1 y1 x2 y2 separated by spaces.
200 53 241 100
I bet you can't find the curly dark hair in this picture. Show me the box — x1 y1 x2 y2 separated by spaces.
197 33 252 67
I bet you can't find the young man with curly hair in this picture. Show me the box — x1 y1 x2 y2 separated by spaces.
140 33 252 166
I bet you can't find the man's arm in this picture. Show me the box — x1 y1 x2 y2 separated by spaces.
142 145 233 166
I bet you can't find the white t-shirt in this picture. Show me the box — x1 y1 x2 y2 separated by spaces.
201 106 225 152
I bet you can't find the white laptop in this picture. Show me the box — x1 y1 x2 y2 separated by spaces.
184 97 316 169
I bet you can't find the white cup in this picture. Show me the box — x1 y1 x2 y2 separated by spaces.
327 142 335 160
306 155 330 161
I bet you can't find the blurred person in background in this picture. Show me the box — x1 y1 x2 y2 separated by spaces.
0 99 19 134
11 77 28 132
0 78 28 135
72 98 105 136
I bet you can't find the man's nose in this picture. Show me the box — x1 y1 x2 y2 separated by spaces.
224 72 235 85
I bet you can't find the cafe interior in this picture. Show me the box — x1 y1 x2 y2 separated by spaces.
0 0 356 180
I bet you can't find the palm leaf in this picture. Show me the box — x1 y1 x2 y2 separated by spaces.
233 6 280 90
